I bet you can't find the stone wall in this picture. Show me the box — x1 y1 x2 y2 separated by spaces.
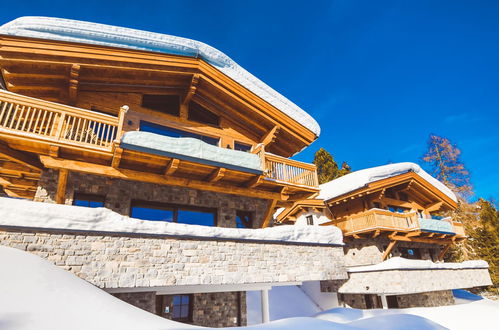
344 237 443 267
0 228 347 288
34 169 270 228
338 268 492 294
395 290 454 308
110 291 156 313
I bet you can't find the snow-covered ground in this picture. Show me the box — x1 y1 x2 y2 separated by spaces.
1 245 497 330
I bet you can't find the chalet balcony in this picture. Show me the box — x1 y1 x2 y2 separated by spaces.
333 208 466 240
0 90 319 199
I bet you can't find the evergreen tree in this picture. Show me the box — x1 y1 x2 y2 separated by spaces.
313 148 351 184
422 134 473 199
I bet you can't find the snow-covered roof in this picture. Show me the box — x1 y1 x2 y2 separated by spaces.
317 162 457 203
348 257 489 273
0 197 344 245
0 17 321 137
121 131 263 174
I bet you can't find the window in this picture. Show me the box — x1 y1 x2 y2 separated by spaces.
385 188 396 199
387 295 399 308
141 94 180 116
306 215 314 226
130 201 216 226
234 142 252 152
373 202 381 209
388 205 410 213
188 102 220 126
172 294 192 322
236 211 253 228
140 121 219 146
73 193 105 208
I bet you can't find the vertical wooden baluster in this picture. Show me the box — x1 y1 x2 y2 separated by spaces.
0 101 8 125
21 107 32 131
33 108 42 134
95 122 102 145
8 104 20 128
104 123 112 147
54 112 66 140
45 111 53 136
14 105 26 130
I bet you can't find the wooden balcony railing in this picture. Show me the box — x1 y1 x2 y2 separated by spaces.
0 90 126 151
254 145 319 188
334 208 466 237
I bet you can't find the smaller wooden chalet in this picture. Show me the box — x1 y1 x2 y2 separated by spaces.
276 162 465 260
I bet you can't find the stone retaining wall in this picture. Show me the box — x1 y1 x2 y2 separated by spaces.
0 228 347 288
338 268 492 294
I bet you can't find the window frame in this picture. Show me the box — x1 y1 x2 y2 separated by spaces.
306 215 314 226
130 200 218 226
139 120 220 146
72 192 105 208
141 94 180 116
171 294 193 323
235 210 253 228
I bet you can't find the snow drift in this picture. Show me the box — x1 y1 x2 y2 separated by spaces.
0 197 344 245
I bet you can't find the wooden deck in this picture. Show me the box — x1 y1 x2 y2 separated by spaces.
0 90 319 199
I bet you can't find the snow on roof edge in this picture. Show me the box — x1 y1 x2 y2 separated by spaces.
0 197 343 245
317 162 458 203
0 16 321 137
348 257 489 273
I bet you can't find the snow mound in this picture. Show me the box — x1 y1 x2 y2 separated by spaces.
0 246 194 330
121 131 262 174
0 17 321 138
0 197 343 245
317 162 457 202
348 257 489 273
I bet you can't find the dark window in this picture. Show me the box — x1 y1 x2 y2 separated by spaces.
140 121 219 146
306 215 314 226
400 247 422 259
73 193 105 208
234 142 252 152
398 192 409 202
141 94 180 116
373 202 381 209
385 189 396 199
130 201 216 226
172 294 192 322
364 294 373 309
388 205 411 213
387 295 399 308
236 211 253 228
188 102 220 126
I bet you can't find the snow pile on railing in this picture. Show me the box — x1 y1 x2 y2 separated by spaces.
0 16 321 137
0 198 343 245
121 131 262 174
348 257 489 273
318 162 457 202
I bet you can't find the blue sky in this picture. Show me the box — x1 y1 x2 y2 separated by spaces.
2 1 498 200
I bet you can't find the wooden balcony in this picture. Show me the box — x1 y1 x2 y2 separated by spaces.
332 208 466 240
0 90 319 198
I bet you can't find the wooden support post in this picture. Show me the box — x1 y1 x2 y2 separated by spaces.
182 74 200 106
115 105 129 143
206 167 225 183
382 240 397 261
260 125 280 148
49 145 59 158
111 147 123 168
164 158 180 176
68 64 80 105
438 244 452 261
261 199 278 228
55 169 68 204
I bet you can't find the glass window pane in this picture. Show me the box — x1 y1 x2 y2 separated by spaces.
173 295 182 305
131 206 174 222
180 306 189 318
89 201 104 208
172 307 181 318
178 209 215 226
181 295 189 304
73 199 90 207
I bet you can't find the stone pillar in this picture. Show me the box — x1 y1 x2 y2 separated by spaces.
261 289 270 323
379 294 388 309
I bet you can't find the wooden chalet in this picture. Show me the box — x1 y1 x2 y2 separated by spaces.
276 163 466 260
0 17 321 227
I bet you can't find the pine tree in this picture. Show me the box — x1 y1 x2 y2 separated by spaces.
422 134 473 199
313 148 351 184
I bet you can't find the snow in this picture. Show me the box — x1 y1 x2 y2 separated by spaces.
0 17 321 138
0 197 343 245
347 257 489 273
2 245 497 330
0 246 194 330
317 162 457 203
418 217 454 233
121 131 262 174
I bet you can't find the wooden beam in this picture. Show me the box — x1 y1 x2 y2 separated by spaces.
68 64 80 105
260 125 280 147
389 234 453 245
3 188 35 199
55 169 68 204
49 145 59 158
182 74 200 106
382 240 398 260
245 175 264 188
206 167 226 183
261 199 278 228
372 230 381 238
40 156 282 200
405 231 422 238
0 143 43 171
164 158 180 176
111 147 123 168
425 201 444 213
438 244 452 261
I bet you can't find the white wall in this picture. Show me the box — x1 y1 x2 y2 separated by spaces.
294 210 331 226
